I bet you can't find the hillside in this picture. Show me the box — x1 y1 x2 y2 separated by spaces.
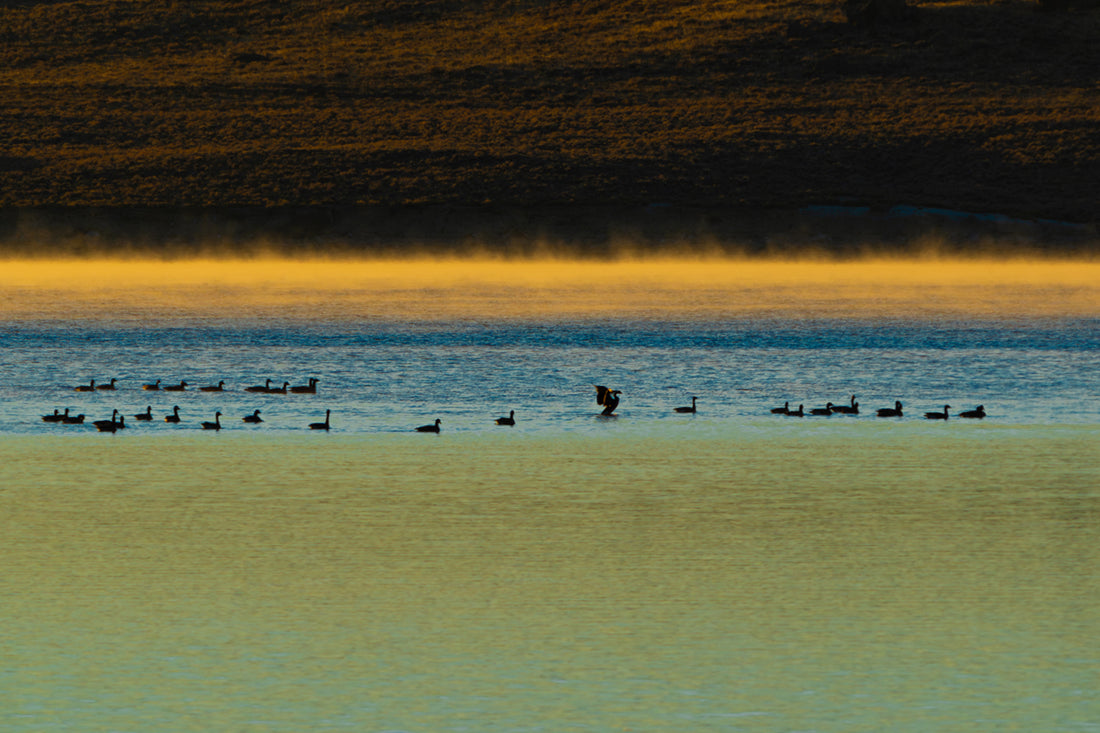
1 0 1098 243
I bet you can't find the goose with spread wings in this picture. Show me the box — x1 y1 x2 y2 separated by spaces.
595 385 621 416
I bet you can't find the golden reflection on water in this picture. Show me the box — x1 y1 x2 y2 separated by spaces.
2 257 1098 319
1 430 1097 730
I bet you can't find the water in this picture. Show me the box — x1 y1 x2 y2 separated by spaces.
1 258 1098 731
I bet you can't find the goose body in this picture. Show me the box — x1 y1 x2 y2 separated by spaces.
770 401 790 415
674 396 698 414
810 402 834 416
830 395 859 414
143 380 161 391
786 404 805 417
200 381 226 392
290 378 318 394
595 385 621 416
93 409 121 432
201 412 222 430
164 405 181 423
245 379 272 393
876 401 903 418
42 408 64 423
309 410 331 430
924 405 951 420
959 405 986 419
164 381 188 392
134 406 153 421
97 378 118 391
61 412 85 424
267 382 290 395
495 410 516 426
416 418 441 433
242 409 263 423
74 379 96 392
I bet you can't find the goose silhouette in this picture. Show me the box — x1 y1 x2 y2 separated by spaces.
876 401 903 417
959 405 986 419
495 410 516 426
97 378 118 391
830 395 859 414
42 408 64 423
770 401 790 415
924 405 951 420
595 385 621 416
201 412 222 430
143 380 161 391
242 409 263 423
74 379 96 392
786 404 804 417
416 418 441 433
245 379 272 393
810 402 834 416
309 410 331 430
290 378 318 394
164 381 188 392
93 409 121 432
267 382 290 395
674 396 697 414
134 406 153 421
61 411 85 424
200 381 226 392
164 405 181 423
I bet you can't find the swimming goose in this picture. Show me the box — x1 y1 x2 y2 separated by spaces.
786 404 805 417
42 408 64 423
242 409 263 423
810 402 834 416
495 410 516 426
924 405 951 420
164 405 181 423
959 405 986 419
97 378 118 391
309 410 331 430
163 381 188 392
267 382 290 395
200 381 226 392
201 412 222 430
674 396 698 414
93 409 121 432
134 406 153 421
770 401 790 415
595 385 621 416
143 380 161 390
876 401 903 418
290 378 318 394
74 379 96 392
830 395 859 414
416 418 442 433
61 411 85 424
245 379 272 393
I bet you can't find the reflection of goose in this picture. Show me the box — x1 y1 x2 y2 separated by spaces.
924 405 951 420
245 379 272 393
243 409 263 423
290 378 318 394
674 396 697 414
164 405 181 423
416 418 441 433
75 379 96 392
42 408 64 423
876 401 903 417
93 409 121 432
201 412 222 430
200 381 226 392
810 402 834 416
959 405 986 419
495 410 516 426
309 410 331 430
830 395 859 414
134 406 153 421
786 404 804 417
61 411 85 424
164 381 188 392
143 380 161 391
595 385 621 416
97 378 118 391
770 401 790 415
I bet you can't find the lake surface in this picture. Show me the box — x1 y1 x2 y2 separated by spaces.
1 258 1097 731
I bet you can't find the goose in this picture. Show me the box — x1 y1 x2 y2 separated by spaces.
143 380 161 391
245 379 272 393
163 381 188 392
242 409 263 423
61 411 85 424
416 418 442 433
74 379 96 392
924 405 951 420
267 382 290 395
595 385 621 416
876 401 903 417
830 395 859 414
770 401 790 415
201 411 222 431
93 409 121 432
959 405 986 419
42 408 64 423
134 406 153 421
309 410 331 430
290 378 318 394
164 405 181 423
810 402 834 416
200 381 226 392
97 378 118 391
674 396 698 414
495 410 516 426
786 404 805 417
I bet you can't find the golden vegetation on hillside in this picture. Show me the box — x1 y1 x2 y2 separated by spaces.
1 0 1097 222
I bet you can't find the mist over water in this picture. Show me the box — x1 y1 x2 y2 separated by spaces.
1 252 1097 731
